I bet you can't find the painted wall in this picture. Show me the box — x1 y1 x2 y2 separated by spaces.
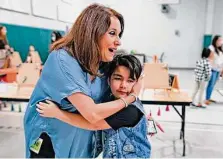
213 0 223 36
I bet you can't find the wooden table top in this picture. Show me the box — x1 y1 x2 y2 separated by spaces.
0 64 43 74
139 89 192 105
0 83 34 101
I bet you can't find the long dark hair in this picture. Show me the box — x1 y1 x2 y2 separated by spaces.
212 35 223 55
51 31 62 44
51 4 124 76
201 48 211 58
0 25 8 45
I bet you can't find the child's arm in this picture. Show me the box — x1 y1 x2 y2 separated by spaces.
205 61 212 80
36 100 110 130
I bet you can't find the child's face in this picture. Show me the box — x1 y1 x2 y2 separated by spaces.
109 66 137 99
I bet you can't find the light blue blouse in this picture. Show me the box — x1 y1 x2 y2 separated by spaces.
24 49 109 158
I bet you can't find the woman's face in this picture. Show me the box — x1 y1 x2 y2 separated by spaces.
99 16 121 62
1 27 7 36
109 66 136 99
216 37 223 47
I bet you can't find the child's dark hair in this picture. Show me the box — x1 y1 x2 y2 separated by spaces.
212 35 223 55
201 48 211 58
106 54 142 80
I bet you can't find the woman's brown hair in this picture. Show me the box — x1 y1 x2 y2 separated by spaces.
0 25 8 45
51 3 124 75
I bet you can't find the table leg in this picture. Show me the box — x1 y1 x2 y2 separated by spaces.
180 105 186 156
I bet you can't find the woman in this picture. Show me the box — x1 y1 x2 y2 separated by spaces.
37 54 151 158
0 25 8 47
205 35 223 105
0 25 10 68
24 3 142 158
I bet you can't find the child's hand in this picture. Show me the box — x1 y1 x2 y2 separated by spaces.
131 73 145 96
36 100 60 118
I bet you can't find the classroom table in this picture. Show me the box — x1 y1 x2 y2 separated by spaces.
139 89 192 156
0 83 34 102
0 65 43 83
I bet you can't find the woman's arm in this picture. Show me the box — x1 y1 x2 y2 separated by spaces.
37 101 142 131
66 76 143 124
36 100 110 130
76 75 142 124
67 93 133 124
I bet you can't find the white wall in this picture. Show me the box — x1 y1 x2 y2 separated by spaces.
0 0 86 30
87 0 207 68
0 0 211 68
213 0 223 36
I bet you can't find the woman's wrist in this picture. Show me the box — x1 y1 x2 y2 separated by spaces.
121 94 137 106
118 93 138 108
120 98 128 108
129 93 137 102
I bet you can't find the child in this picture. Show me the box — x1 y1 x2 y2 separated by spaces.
191 48 213 108
36 54 151 158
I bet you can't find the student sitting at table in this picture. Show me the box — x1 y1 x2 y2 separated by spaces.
0 25 10 69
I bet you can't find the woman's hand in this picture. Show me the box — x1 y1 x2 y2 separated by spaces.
131 73 145 96
36 100 60 118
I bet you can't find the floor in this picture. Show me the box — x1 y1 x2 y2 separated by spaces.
0 69 223 158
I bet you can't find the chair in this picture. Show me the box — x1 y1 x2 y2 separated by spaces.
27 46 42 64
32 51 42 64
143 63 170 90
17 63 40 87
9 51 23 68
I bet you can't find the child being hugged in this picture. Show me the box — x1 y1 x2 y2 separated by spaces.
36 54 151 158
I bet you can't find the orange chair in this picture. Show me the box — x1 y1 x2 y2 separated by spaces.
0 67 18 82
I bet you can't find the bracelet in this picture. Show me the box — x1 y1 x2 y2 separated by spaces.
129 93 137 102
120 97 128 108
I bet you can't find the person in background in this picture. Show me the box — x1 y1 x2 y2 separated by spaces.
191 48 213 108
0 25 8 48
5 45 14 55
205 35 223 105
24 3 142 158
0 25 10 68
37 54 151 158
51 31 62 44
